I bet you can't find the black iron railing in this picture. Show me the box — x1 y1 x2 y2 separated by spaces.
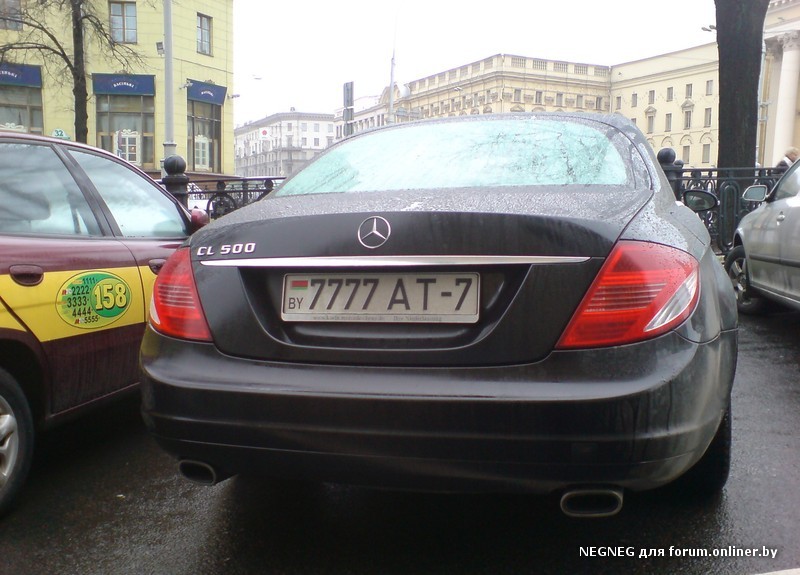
659 152 778 254
184 176 286 219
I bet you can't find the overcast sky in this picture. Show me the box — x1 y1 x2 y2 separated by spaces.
232 0 718 125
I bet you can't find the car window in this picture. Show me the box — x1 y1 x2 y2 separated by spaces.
772 162 800 201
0 142 101 236
68 149 189 238
276 117 640 197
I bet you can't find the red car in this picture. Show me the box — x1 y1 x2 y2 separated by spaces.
0 132 206 516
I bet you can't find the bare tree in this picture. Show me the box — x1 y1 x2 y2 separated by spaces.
715 0 771 169
0 0 145 143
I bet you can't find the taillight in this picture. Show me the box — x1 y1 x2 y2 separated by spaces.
556 241 699 349
149 247 212 342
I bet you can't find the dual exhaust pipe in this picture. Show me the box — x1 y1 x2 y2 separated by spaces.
178 460 624 518
178 459 228 486
560 486 624 518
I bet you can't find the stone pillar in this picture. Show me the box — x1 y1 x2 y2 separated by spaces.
772 32 800 164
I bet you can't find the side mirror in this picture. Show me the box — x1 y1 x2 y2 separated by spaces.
742 185 768 203
682 189 718 213
190 208 210 233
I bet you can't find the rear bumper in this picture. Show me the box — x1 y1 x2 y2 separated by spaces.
140 327 737 493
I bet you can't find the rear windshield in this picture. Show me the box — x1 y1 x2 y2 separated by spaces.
276 117 645 196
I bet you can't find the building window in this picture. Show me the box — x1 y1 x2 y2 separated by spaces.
682 145 691 164
0 86 43 133
646 115 655 134
535 91 543 105
514 89 522 103
197 13 212 55
576 95 583 108
685 83 693 99
1 0 22 30
96 95 155 168
704 107 712 127
595 96 603 110
314 138 319 146
187 100 221 172
665 113 672 132
631 93 638 108
666 87 674 102
556 93 563 107
684 110 692 129
616 96 622 110
706 80 714 95
648 90 655 105
702 143 711 163
110 2 137 43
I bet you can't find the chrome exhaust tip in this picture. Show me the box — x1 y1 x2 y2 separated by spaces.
560 487 624 518
178 460 220 486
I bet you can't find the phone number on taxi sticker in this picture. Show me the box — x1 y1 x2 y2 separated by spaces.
56 271 132 329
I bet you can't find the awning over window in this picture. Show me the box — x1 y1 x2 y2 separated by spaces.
92 74 155 96
187 80 227 105
0 63 42 87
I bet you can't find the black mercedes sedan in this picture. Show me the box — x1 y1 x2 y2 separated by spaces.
140 113 737 517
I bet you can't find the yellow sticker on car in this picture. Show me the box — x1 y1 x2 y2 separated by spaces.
55 271 132 329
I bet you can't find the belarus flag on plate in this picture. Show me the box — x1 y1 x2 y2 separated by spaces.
290 279 308 290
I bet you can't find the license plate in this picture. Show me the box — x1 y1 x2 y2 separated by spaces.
281 272 480 323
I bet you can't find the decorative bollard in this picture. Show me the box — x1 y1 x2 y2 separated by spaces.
162 155 190 208
657 148 684 201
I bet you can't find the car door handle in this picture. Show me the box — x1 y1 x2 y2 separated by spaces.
9 264 44 286
777 213 786 222
149 259 167 275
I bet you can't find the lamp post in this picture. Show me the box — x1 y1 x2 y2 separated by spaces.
162 0 177 174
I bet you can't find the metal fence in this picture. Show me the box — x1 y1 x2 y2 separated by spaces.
183 176 285 219
662 163 777 254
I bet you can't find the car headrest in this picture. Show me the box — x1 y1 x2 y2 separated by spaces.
0 188 51 221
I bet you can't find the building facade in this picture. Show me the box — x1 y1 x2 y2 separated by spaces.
612 44 719 167
234 111 335 178
337 0 800 170
0 0 234 178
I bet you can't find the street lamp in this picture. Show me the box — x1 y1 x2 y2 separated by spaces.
162 0 177 174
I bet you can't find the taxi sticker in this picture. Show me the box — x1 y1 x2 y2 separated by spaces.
56 271 132 329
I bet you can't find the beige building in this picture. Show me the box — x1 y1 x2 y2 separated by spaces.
0 0 235 178
234 111 335 178
338 0 800 170
337 50 720 169
613 44 719 167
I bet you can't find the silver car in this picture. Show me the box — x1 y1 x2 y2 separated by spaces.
726 161 800 313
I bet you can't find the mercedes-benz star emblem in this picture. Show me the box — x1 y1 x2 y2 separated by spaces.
357 216 391 249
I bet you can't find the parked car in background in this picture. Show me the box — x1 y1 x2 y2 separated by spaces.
141 113 737 518
0 132 207 516
725 159 800 314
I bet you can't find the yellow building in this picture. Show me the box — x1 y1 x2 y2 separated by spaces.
612 44 719 167
339 51 722 169
0 0 234 178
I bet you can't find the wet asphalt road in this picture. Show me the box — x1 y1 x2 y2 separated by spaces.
1 310 799 575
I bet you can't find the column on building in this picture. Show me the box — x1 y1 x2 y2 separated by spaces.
772 32 800 164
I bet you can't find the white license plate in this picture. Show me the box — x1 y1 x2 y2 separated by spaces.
281 272 480 323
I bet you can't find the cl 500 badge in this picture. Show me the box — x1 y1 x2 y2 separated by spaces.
56 271 131 329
